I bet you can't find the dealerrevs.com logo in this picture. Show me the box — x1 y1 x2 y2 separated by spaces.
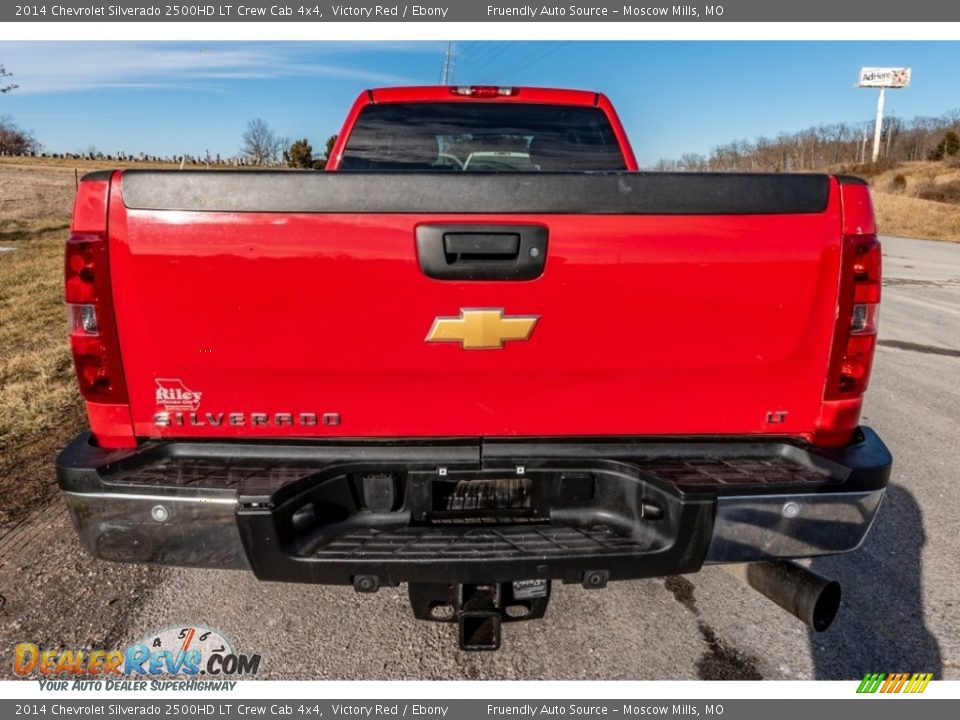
14 626 260 690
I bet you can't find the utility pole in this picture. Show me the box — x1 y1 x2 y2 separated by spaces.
871 87 885 163
885 111 895 158
441 42 453 85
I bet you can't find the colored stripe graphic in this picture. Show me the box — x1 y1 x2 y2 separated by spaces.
858 672 932 693
857 672 886 693
906 673 933 693
890 673 910 693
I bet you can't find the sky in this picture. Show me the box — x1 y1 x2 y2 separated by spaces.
1 41 958 166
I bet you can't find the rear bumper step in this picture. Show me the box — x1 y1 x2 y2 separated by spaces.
57 429 891 585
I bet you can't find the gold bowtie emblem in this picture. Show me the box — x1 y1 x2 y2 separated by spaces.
425 309 539 350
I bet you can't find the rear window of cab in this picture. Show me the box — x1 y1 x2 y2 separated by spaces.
340 102 627 172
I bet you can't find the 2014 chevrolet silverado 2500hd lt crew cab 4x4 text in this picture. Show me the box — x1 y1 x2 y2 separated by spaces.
57 85 891 650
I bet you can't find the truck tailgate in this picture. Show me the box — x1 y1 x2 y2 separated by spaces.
106 171 843 441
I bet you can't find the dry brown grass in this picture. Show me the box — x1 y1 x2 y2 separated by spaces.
872 160 960 194
867 160 960 241
0 165 86 525
0 163 76 233
0 156 282 174
0 156 199 173
0 220 80 443
872 192 960 242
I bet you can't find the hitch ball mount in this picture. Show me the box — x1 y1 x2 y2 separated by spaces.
351 570 613 651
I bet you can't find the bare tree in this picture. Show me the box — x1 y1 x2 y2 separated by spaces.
241 118 281 165
677 153 707 171
0 114 39 155
652 158 678 171
658 108 960 172
0 64 17 94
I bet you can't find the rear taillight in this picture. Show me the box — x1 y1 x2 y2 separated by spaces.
66 174 135 448
65 231 128 404
813 178 880 447
825 233 882 399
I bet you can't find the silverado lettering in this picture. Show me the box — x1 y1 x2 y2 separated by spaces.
57 85 892 651
153 412 339 427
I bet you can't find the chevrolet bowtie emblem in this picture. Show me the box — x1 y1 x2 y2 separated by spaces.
426 309 539 350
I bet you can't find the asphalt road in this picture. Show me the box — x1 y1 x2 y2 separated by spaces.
1 235 958 680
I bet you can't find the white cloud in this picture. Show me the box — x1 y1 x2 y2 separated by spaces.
0 42 424 94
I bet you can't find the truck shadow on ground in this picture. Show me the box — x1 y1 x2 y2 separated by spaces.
808 484 942 679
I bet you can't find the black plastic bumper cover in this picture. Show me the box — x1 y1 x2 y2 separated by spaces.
56 428 892 587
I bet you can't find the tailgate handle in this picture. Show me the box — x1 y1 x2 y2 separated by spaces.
444 233 520 259
417 224 548 281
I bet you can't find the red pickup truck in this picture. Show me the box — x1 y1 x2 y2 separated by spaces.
58 86 890 650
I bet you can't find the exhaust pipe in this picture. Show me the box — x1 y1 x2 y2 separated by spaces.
722 560 841 632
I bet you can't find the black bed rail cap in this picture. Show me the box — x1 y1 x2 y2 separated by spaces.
120 170 832 215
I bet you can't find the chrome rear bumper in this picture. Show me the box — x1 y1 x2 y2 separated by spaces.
58 428 891 580
63 486 885 571
705 489 884 563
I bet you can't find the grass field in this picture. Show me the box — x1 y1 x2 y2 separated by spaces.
872 192 960 242
870 160 960 242
0 163 85 527
0 157 281 174
0 158 243 528
0 156 957 527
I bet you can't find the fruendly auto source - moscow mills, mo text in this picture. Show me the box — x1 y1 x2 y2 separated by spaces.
486 5 719 17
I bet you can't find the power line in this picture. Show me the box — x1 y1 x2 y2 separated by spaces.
493 42 571 83
494 44 550 73
499 42 569 82
458 41 504 70
458 42 514 79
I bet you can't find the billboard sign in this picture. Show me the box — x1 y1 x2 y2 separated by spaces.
858 67 911 88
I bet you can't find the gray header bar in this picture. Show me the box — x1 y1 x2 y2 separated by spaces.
5 1 960 22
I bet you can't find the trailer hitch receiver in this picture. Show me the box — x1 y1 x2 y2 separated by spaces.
409 580 551 651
